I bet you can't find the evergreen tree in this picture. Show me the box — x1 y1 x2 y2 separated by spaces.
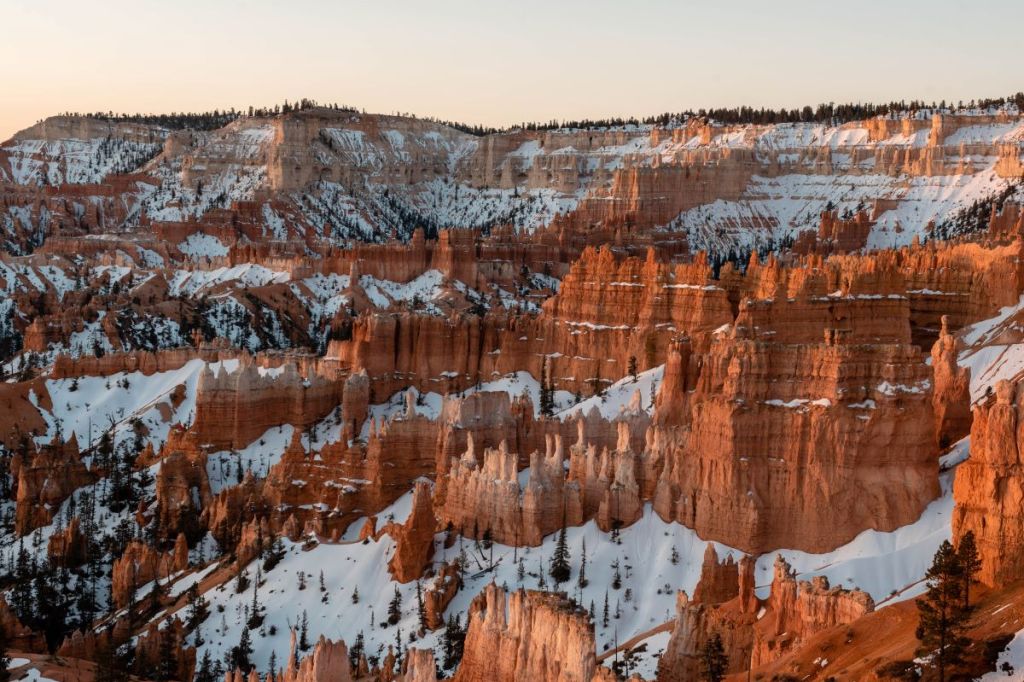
247 575 264 629
348 631 365 670
194 651 215 682
549 523 571 585
267 651 278 682
387 586 402 626
915 540 972 682
441 614 465 670
577 538 589 589
699 633 727 682
234 567 250 594
0 623 10 682
299 611 310 651
231 627 254 673
602 591 610 628
416 581 427 633
262 536 286 571
957 530 982 609
351 586 360 604
186 583 210 630
627 356 638 382
154 625 178 681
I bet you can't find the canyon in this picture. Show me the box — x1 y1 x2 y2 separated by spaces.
0 98 1023 682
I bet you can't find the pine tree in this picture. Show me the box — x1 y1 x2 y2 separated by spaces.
247 575 264 629
416 581 427 633
154 625 178 681
517 557 525 583
348 631 365 670
628 356 638 382
441 613 465 670
186 583 210 630
915 540 972 682
611 558 622 590
231 627 253 673
957 530 982 609
267 651 278 682
194 651 215 682
263 536 286 571
234 567 250 594
549 523 571 585
577 538 589 589
602 591 610 628
0 623 10 682
387 586 402 626
351 586 360 604
298 611 310 651
698 633 727 682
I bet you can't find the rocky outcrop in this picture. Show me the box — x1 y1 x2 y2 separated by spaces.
14 436 94 534
401 648 438 682
650 326 939 554
192 356 343 450
931 315 972 446
47 516 85 567
110 537 189 608
424 562 462 630
657 555 758 682
282 633 352 682
691 545 739 606
439 436 583 547
953 379 1024 587
154 428 213 541
454 584 603 682
657 554 873 680
750 556 874 667
381 481 436 583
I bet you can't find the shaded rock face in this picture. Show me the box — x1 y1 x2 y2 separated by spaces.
14 436 94 535
454 584 603 682
193 356 343 450
657 554 873 680
953 379 1024 587
381 481 436 583
438 415 648 548
154 429 214 542
401 648 439 682
110 536 189 608
46 516 85 567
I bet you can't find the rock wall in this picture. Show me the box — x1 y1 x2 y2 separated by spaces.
454 584 603 682
953 379 1024 587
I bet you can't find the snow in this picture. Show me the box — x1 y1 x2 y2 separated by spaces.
39 359 210 450
957 295 1024 402
206 425 296 494
558 366 663 420
980 629 1024 680
15 668 58 682
179 233 230 259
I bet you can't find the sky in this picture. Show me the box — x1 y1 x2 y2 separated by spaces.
2 0 1021 141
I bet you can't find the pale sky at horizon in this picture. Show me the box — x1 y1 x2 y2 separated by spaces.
2 0 1021 141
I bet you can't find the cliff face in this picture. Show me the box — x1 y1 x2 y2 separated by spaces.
192 356 343 450
650 326 939 554
14 436 94 534
953 379 1024 587
454 584 604 682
